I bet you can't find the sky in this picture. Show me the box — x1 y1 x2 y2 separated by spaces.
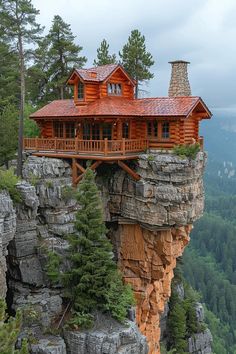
32 0 236 112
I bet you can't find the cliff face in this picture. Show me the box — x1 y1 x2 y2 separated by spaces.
99 152 206 353
0 151 206 354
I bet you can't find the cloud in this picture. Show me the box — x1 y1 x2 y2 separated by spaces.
32 0 236 110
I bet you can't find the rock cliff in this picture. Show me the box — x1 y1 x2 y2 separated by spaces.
98 151 206 353
0 151 207 353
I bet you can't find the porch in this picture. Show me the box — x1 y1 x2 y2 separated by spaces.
23 137 149 157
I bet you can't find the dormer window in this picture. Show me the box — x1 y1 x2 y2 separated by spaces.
108 83 122 96
78 82 84 100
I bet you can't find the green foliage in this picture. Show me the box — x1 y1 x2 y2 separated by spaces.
119 29 154 97
0 40 19 110
104 271 135 322
173 143 200 159
0 105 18 167
28 15 87 103
93 39 116 66
61 185 75 201
66 311 94 330
0 298 28 354
62 168 134 323
0 168 21 203
23 104 39 138
45 250 61 284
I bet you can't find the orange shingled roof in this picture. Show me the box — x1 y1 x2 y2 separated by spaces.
75 64 118 82
31 96 211 119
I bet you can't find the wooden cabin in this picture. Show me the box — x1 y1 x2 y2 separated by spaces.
24 63 212 184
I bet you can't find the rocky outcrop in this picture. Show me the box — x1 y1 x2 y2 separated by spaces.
0 151 206 354
64 319 148 354
188 329 213 354
110 223 191 354
100 151 206 354
0 191 16 297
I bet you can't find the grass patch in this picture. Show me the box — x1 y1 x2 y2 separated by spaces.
173 143 200 159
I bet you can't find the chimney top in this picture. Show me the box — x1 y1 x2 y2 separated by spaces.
168 60 191 97
168 60 190 64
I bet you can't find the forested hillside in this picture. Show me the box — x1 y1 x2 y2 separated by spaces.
183 112 236 354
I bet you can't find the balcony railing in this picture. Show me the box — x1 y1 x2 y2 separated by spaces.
23 138 149 156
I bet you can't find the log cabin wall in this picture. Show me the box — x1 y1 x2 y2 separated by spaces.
41 121 53 138
183 116 199 144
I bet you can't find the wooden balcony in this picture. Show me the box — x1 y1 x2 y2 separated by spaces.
23 137 149 159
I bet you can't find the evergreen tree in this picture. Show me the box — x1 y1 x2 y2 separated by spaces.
45 15 87 100
93 39 116 66
0 40 19 110
119 29 154 98
0 105 18 168
0 298 28 353
0 0 43 176
62 168 134 325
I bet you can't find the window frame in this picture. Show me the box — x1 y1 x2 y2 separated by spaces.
107 82 122 96
146 120 170 140
78 81 84 100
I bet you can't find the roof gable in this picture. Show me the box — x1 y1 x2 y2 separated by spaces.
67 64 135 86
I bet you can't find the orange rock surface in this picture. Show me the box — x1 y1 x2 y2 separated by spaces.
114 223 192 354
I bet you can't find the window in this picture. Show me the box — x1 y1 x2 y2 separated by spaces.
162 122 170 139
92 124 100 140
66 122 75 138
107 83 122 96
147 121 158 138
78 82 84 99
102 123 112 140
54 122 63 138
54 122 75 138
122 122 129 138
83 123 91 140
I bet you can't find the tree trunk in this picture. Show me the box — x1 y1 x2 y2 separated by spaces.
135 81 139 99
16 35 25 177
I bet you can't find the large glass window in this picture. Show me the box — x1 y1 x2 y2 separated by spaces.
162 122 170 139
102 123 112 140
92 124 100 140
122 122 129 138
107 83 122 96
83 123 91 140
78 82 84 99
147 121 158 138
66 122 75 138
54 122 64 138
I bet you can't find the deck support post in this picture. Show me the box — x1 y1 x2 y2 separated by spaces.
72 158 78 186
122 138 125 155
117 160 141 181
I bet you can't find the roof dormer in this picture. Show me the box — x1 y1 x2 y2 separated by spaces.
67 64 136 105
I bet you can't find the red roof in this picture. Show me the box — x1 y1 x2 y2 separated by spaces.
31 96 211 119
75 64 118 82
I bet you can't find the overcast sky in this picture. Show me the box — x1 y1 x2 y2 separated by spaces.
32 0 236 112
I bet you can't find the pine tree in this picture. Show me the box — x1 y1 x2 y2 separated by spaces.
119 29 154 98
62 168 134 325
46 15 87 100
0 0 43 176
0 105 18 168
93 39 116 66
0 298 28 353
0 40 19 110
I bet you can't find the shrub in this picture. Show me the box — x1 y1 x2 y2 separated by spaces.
45 250 61 284
66 311 94 330
0 168 21 203
0 298 28 353
173 143 200 159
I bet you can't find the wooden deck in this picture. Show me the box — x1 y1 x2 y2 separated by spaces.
24 137 149 157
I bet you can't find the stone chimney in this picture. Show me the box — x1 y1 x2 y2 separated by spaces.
168 60 191 97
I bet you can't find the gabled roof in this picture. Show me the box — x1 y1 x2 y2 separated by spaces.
30 96 211 119
67 63 136 86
